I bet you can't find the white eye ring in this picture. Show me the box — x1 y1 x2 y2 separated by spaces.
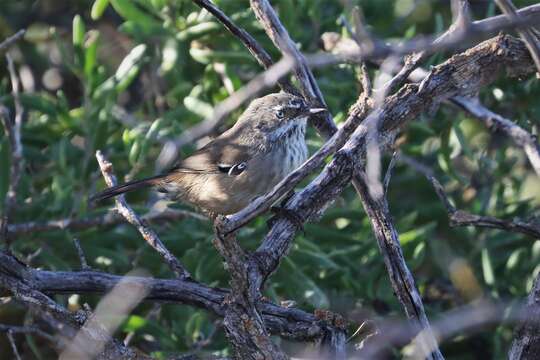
276 109 285 119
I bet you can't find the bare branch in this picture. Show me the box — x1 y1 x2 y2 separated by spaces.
242 34 536 360
0 29 25 53
0 251 332 342
509 272 540 359
1 54 25 250
7 207 205 235
404 157 540 239
218 93 372 234
95 151 191 280
249 0 337 139
430 175 540 239
322 3 540 65
191 0 297 94
352 172 442 359
451 96 540 177
213 231 287 360
72 238 90 271
496 0 540 76
6 330 21 360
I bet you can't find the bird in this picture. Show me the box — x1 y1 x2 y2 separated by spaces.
90 92 326 217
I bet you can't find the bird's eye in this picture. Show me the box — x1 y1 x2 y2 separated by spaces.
276 109 285 119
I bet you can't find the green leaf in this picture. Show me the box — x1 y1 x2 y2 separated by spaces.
184 97 213 119
123 315 147 332
94 44 146 97
482 248 495 286
176 22 220 41
84 30 100 79
91 0 110 20
110 0 160 33
72 15 85 47
283 258 329 308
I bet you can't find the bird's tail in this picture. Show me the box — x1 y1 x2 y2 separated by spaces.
90 175 165 203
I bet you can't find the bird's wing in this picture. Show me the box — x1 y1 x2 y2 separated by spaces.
167 137 252 176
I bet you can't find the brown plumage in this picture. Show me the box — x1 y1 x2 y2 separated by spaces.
90 93 325 216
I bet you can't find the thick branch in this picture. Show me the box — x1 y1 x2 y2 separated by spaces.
495 0 540 75
244 33 534 359
0 251 328 342
213 231 287 360
509 272 540 359
0 253 146 359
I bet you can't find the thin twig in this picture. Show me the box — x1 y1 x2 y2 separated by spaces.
383 151 398 195
0 324 55 342
242 34 536 360
451 96 540 177
217 93 372 234
0 29 25 53
429 175 540 239
191 0 297 94
403 156 540 239
6 330 22 360
95 151 191 280
496 0 540 76
250 0 338 139
1 54 24 250
72 238 90 271
156 56 295 169
7 208 205 235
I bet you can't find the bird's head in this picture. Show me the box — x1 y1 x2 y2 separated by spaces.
238 93 326 142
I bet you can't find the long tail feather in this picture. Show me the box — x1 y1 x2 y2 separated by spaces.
90 175 164 202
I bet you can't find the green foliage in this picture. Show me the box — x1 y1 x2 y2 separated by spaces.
0 0 539 358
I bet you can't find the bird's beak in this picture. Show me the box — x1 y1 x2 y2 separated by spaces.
308 108 327 115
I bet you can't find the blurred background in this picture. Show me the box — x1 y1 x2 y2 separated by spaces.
0 0 539 358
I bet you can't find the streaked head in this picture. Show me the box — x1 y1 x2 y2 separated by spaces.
238 93 326 140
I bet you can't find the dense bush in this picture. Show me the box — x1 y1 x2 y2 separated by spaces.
0 0 539 358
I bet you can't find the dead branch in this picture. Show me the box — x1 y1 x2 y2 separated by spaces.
0 30 25 53
496 0 540 75
95 150 191 280
191 0 297 94
7 207 205 235
0 250 333 342
427 175 540 239
242 33 535 360
0 54 24 250
509 272 540 359
451 96 540 177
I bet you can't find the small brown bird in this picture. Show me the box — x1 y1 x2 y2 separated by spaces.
91 93 325 216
